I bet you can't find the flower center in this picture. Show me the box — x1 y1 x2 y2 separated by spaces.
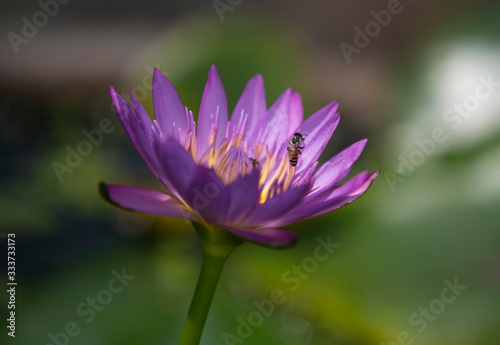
170 107 297 204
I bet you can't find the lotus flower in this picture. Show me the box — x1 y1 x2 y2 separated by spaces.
100 65 378 248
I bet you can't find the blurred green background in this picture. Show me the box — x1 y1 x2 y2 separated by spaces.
1 0 500 344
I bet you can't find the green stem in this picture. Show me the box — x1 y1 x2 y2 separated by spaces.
178 223 242 345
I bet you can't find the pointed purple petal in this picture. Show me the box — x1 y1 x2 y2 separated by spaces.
223 226 296 248
250 89 303 149
268 171 379 227
295 101 339 174
243 184 309 227
230 74 266 138
128 90 153 131
310 139 367 195
226 169 260 225
196 65 228 157
182 166 230 226
127 91 164 171
100 183 194 220
110 87 162 178
288 91 304 138
156 136 197 203
152 69 188 135
110 86 151 150
321 170 378 202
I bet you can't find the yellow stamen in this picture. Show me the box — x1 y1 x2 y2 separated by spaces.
259 152 273 188
283 165 295 191
259 154 292 204
185 109 301 206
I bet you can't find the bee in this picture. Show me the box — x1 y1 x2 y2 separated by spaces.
248 158 259 168
287 132 306 167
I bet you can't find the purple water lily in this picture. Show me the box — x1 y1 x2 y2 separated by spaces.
101 65 378 248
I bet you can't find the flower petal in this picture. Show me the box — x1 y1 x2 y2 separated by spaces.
251 88 303 150
156 136 197 203
196 65 228 157
223 226 296 248
243 184 309 227
110 86 150 148
110 87 160 176
230 74 266 138
268 171 378 227
100 183 194 220
295 101 339 174
320 170 378 202
128 91 162 167
310 139 367 195
183 166 230 226
225 169 261 225
152 69 188 135
128 90 154 133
